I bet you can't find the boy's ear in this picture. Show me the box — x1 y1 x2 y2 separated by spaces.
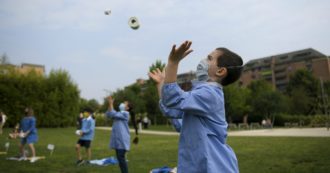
216 67 227 78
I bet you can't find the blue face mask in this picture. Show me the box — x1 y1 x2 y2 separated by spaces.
196 58 209 81
119 103 126 112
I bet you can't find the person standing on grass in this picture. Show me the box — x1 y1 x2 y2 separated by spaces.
106 96 130 173
0 109 7 135
126 101 139 144
149 40 243 173
18 107 38 163
75 107 95 166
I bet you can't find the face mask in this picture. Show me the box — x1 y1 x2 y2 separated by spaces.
196 58 209 81
119 103 126 112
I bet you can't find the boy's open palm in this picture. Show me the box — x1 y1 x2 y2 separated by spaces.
168 41 193 63
148 68 165 84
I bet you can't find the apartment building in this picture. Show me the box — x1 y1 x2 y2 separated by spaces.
240 48 330 90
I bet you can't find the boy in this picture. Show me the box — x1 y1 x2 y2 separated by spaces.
106 96 130 173
149 41 243 173
19 107 38 163
75 108 95 165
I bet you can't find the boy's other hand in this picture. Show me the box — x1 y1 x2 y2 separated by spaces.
148 68 165 84
107 96 114 105
168 41 193 64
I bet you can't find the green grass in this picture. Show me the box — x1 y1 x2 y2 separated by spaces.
0 128 329 173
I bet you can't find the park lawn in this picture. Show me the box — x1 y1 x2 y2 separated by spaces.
0 128 329 173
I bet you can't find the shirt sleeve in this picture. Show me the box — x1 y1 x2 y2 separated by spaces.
106 110 129 121
159 100 184 119
170 119 182 133
161 82 218 117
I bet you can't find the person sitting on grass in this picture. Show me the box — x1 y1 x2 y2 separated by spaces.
106 96 130 173
149 40 243 173
75 107 95 166
18 107 38 163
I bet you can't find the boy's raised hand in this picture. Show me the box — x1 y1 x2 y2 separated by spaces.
107 96 114 104
107 96 114 111
148 68 165 84
168 41 193 64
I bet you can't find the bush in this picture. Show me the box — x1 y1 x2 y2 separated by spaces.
310 115 329 127
274 114 312 126
94 113 111 126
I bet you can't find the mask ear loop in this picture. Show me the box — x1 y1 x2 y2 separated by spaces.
225 66 243 70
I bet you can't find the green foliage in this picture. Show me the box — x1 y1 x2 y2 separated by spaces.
0 69 80 127
310 115 328 126
149 60 166 73
273 114 312 126
224 83 251 122
0 53 10 64
79 98 100 112
247 80 289 123
94 113 111 126
286 69 320 115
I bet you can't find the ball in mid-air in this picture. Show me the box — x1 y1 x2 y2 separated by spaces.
128 17 140 30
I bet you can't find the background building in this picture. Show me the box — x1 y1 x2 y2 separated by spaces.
0 63 45 76
240 48 330 91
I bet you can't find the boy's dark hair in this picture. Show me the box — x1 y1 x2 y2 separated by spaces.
83 107 93 114
216 47 243 86
25 107 34 116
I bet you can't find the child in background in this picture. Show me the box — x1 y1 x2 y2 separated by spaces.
126 101 139 144
149 41 243 173
0 109 7 135
76 112 83 129
75 108 95 166
19 107 38 163
106 96 130 173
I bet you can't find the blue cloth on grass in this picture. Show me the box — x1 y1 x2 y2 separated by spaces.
151 166 173 173
89 157 118 166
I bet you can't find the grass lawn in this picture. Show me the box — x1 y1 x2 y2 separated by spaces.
0 127 329 173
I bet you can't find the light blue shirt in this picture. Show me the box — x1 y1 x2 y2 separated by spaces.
160 82 239 173
106 110 130 151
159 100 184 133
80 116 95 141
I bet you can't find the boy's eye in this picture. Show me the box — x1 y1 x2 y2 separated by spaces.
207 55 212 61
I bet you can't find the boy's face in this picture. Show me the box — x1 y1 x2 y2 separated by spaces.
83 111 90 118
206 50 227 82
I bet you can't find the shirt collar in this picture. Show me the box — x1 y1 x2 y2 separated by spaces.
86 115 92 120
191 80 223 89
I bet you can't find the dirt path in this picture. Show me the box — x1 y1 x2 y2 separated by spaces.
96 127 330 137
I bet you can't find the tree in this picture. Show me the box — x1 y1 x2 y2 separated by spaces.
223 83 251 123
79 98 100 112
248 80 289 124
0 68 80 127
0 53 10 64
145 60 166 125
286 69 320 115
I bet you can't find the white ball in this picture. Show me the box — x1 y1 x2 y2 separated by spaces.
104 10 111 15
19 132 25 138
75 130 81 136
128 17 140 30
